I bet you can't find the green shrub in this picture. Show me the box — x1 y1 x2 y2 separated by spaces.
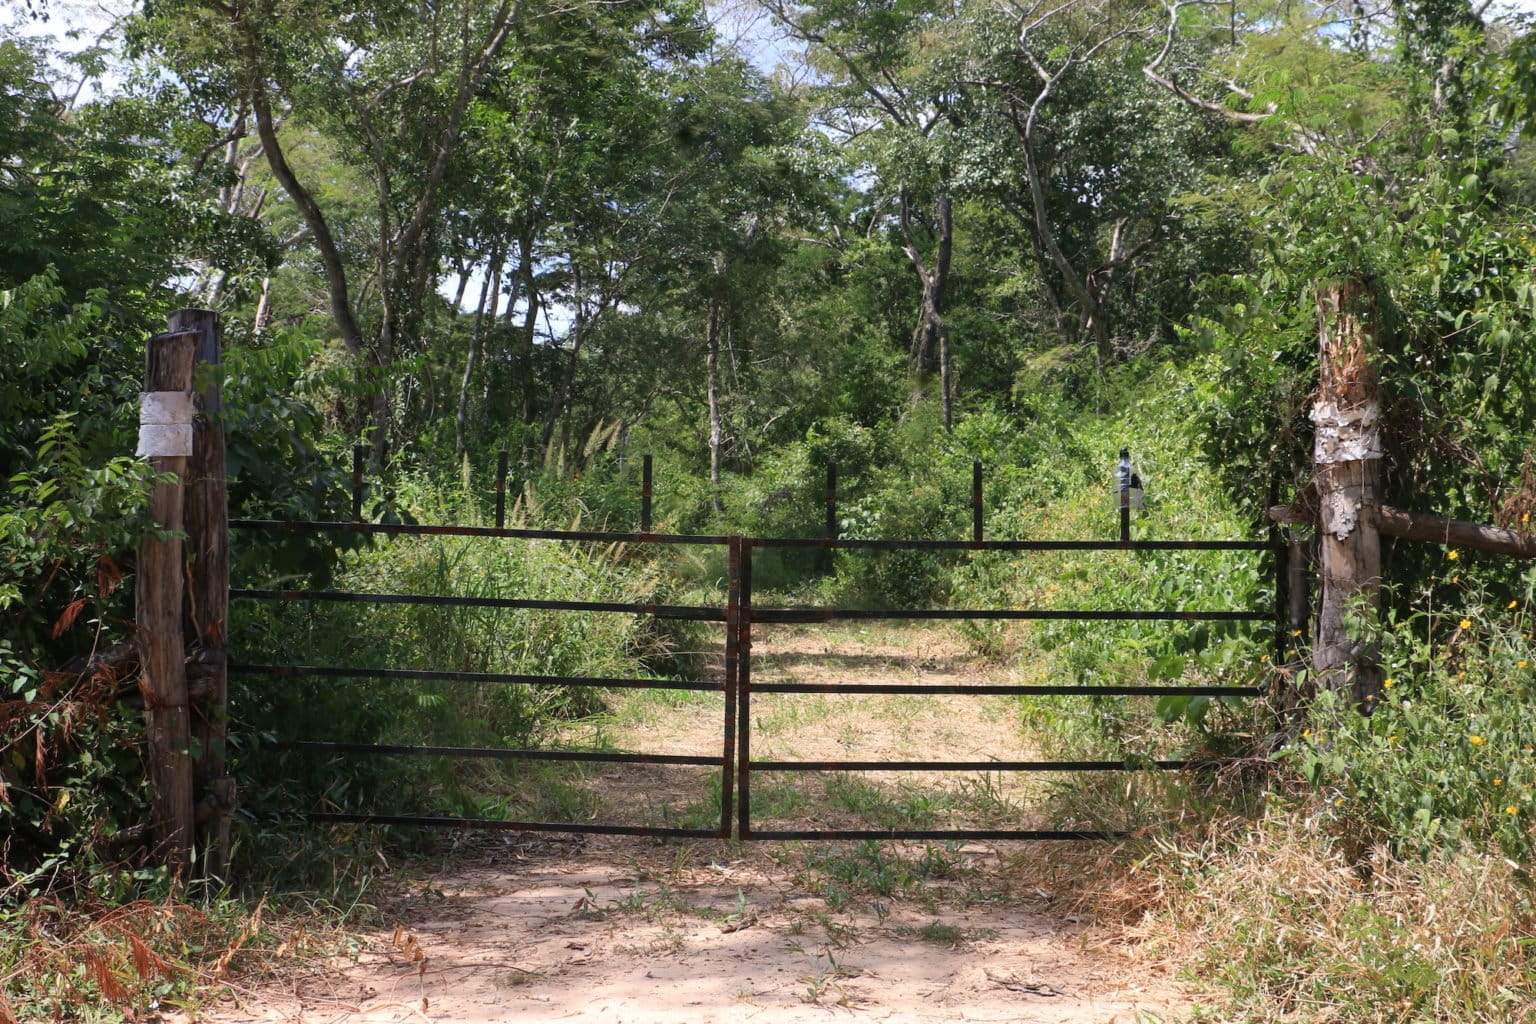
1289 573 1536 862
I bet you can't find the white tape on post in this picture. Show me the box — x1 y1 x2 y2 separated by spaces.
1311 399 1382 465
137 390 196 458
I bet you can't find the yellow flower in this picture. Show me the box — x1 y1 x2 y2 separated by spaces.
1508 806 1520 815
1511 601 1520 610
1291 629 1303 637
1448 549 1461 561
1388 734 1398 743
1384 678 1395 688
1525 513 1531 524
1471 735 1487 746
1520 661 1529 669
1495 778 1504 786
1460 619 1473 630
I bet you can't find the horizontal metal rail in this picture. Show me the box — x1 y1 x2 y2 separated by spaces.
750 607 1269 623
750 759 1202 772
265 740 719 766
751 537 1274 552
230 519 1273 553
748 828 1126 841
282 812 719 838
231 588 726 621
751 681 1262 697
232 518 731 545
231 663 722 691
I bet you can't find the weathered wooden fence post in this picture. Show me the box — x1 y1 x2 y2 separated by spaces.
1311 279 1384 708
170 309 234 879
137 330 199 876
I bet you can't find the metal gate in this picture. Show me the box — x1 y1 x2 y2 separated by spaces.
232 452 1283 841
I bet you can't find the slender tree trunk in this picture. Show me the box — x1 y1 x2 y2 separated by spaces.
253 276 273 335
457 246 502 455
541 301 584 456
707 293 724 515
516 233 540 429
938 322 952 431
485 247 521 404
451 259 472 310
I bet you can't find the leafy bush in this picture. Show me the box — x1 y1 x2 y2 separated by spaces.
1288 571 1536 862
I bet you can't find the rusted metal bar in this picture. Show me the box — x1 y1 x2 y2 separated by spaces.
1271 473 1287 670
826 460 837 540
266 740 719 766
641 452 653 533
495 449 509 529
231 588 728 621
752 682 1262 696
751 828 1125 841
720 537 740 839
232 519 731 545
351 445 365 521
750 608 1268 624
973 460 984 544
229 663 722 690
751 759 1203 772
737 539 754 840
750 537 1272 551
1120 459 1131 547
231 519 1272 552
291 813 719 838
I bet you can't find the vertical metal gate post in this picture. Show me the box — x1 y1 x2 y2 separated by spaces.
1119 471 1131 547
736 539 754 839
1271 472 1289 670
721 538 740 838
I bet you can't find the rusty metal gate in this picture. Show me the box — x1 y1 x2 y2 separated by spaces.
232 451 1284 841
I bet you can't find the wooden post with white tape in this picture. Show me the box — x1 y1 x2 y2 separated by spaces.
170 309 234 880
1312 280 1384 709
137 329 199 875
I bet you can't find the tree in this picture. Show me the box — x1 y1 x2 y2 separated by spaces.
761 0 966 428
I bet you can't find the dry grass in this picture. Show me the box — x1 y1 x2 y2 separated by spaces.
1090 811 1536 1022
0 888 374 1024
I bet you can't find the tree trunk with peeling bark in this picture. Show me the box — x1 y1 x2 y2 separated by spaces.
1312 279 1384 709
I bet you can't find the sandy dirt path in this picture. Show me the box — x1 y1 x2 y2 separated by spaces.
210 626 1189 1023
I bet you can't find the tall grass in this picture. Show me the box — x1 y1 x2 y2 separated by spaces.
230 472 705 834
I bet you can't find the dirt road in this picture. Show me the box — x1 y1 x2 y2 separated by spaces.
210 626 1189 1023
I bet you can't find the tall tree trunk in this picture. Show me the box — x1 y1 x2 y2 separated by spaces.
707 293 724 515
899 192 955 431
450 259 472 310
485 245 523 404
252 276 273 335
515 232 540 430
457 246 503 456
541 300 584 456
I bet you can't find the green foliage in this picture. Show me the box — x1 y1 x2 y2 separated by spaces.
230 479 677 826
1289 574 1536 862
